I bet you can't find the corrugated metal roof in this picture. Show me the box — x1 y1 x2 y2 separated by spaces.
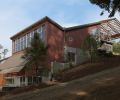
0 52 24 74
0 66 24 74
65 18 116 31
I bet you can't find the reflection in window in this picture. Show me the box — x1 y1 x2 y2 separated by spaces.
27 33 31 47
6 78 14 85
14 25 45 53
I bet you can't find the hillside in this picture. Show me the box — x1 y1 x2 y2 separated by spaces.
55 56 120 82
1 64 120 100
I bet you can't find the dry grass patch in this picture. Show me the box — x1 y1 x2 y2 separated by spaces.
55 56 120 82
56 76 120 100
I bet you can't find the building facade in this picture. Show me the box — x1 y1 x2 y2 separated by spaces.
0 16 120 89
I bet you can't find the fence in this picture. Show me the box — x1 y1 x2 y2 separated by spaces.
51 62 70 74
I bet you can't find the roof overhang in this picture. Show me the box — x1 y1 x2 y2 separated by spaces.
10 16 64 40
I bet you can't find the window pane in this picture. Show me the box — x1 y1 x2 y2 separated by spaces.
28 76 33 85
21 37 24 50
16 39 19 52
27 33 30 47
41 25 45 41
37 25 45 41
6 78 14 84
14 40 17 52
23 35 26 49
26 34 27 47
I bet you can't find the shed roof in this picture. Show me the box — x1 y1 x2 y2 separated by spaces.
0 52 24 74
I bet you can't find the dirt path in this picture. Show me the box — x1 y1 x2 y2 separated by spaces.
1 66 120 100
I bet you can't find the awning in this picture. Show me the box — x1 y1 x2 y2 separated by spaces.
0 52 25 74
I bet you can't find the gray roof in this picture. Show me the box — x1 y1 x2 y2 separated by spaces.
10 16 116 39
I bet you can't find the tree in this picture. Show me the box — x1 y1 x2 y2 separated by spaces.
113 42 120 54
0 45 8 60
0 44 3 60
22 33 48 76
0 53 1 60
81 35 98 63
2 49 8 59
89 0 120 17
0 44 3 49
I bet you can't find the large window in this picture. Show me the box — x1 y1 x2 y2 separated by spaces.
6 78 14 85
14 25 45 53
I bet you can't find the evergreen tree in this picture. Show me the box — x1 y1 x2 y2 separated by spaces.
89 0 120 17
22 33 47 76
81 35 98 63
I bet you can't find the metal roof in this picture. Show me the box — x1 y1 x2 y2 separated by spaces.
0 52 24 74
10 16 117 40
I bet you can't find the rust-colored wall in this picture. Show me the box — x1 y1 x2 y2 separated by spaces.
10 19 100 71
46 22 64 65
0 74 5 87
5 67 36 77
65 25 99 48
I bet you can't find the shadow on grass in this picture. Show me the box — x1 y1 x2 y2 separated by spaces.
56 76 120 100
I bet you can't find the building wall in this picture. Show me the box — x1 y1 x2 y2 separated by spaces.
64 25 100 65
11 20 65 68
0 74 5 88
12 22 47 55
10 19 100 74
46 22 65 66
65 25 99 48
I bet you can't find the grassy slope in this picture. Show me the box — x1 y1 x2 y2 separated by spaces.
58 77 120 100
55 56 120 82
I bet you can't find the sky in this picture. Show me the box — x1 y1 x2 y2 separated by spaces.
0 0 119 57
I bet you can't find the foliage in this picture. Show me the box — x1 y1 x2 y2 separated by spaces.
2 49 8 58
113 43 120 54
22 33 48 76
0 44 3 49
81 35 98 62
89 0 120 17
0 44 8 60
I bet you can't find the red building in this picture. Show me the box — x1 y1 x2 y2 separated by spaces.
0 16 120 89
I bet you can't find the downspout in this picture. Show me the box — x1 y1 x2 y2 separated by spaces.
63 27 66 45
63 27 67 62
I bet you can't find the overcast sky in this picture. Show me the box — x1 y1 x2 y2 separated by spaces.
0 0 120 56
